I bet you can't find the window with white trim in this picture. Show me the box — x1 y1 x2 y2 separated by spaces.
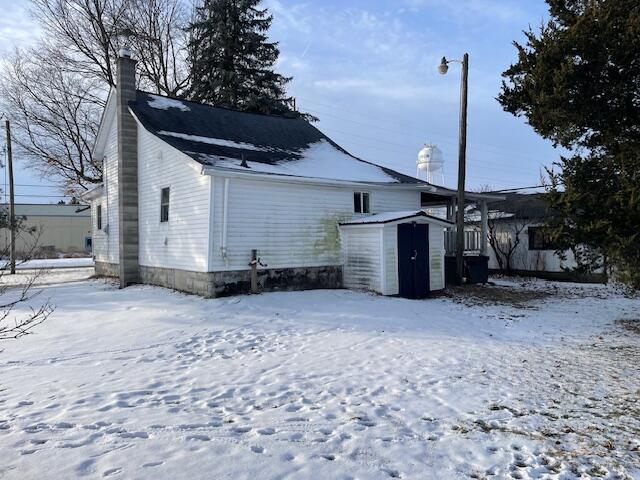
160 187 170 222
97 204 102 230
354 192 370 213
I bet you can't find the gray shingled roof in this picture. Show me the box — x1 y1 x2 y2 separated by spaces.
129 91 423 184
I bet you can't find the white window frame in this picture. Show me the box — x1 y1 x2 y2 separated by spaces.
160 186 170 223
96 204 102 230
354 191 370 214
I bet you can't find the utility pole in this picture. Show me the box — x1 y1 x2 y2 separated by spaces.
5 119 15 274
438 53 469 284
455 53 469 284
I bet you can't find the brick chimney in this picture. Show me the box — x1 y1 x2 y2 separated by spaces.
116 47 139 287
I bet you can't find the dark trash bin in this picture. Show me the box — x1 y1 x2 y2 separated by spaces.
445 255 458 285
465 255 489 284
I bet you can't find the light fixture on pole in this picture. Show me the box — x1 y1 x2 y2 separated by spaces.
438 53 469 285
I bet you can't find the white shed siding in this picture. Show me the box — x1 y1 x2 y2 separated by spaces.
137 128 211 272
429 225 445 291
210 177 422 271
92 116 119 264
383 226 399 295
341 227 382 292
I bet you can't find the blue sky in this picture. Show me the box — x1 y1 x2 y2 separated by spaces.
0 0 556 203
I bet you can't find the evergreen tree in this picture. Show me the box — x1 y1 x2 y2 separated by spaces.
187 0 304 117
499 0 640 288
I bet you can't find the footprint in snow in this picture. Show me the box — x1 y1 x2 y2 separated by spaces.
119 431 148 439
251 445 265 454
102 468 122 477
257 427 276 435
55 422 74 429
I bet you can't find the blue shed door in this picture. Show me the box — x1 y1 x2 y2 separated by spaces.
397 223 430 299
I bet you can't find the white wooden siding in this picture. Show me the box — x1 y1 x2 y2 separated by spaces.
429 225 445 291
485 221 582 273
92 116 118 264
137 128 211 272
209 177 421 271
341 227 382 293
383 225 399 295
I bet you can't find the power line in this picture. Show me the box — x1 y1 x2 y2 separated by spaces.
315 120 552 173
13 183 62 188
1 193 67 198
489 185 548 193
299 96 551 161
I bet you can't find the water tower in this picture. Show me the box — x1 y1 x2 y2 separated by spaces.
416 144 445 185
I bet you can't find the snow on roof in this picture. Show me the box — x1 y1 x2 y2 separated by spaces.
340 210 453 226
194 139 398 183
147 94 191 112
158 131 272 152
130 91 423 185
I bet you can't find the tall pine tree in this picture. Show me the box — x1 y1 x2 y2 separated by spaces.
499 0 640 288
187 0 300 117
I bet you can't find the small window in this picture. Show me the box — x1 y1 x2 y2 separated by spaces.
160 187 170 222
97 204 102 230
528 226 555 250
354 192 370 213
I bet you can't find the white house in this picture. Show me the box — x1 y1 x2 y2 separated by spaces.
83 49 499 298
467 193 606 282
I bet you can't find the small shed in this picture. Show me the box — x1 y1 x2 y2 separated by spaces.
339 211 452 298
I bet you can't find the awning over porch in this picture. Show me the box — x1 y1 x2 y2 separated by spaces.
340 210 453 227
417 185 505 257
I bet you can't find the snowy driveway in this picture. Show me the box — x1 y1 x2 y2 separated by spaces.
0 275 638 479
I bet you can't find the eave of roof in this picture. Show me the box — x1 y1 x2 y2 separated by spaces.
340 210 454 227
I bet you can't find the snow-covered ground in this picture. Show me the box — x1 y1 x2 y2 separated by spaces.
1 257 94 270
0 273 638 479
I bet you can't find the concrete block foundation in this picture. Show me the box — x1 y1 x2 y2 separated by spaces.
101 264 344 298
95 261 119 278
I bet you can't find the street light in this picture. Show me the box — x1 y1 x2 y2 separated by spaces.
439 53 469 285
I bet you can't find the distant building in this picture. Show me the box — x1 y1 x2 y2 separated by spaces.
467 193 605 283
0 204 92 258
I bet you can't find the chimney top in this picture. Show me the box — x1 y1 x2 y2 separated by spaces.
118 46 132 59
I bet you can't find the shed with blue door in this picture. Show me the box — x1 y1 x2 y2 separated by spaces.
339 211 453 298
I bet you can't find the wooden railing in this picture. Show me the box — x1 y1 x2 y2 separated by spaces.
444 229 481 254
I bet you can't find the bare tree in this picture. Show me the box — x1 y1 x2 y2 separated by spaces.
0 0 191 195
123 0 191 96
487 218 528 274
0 206 54 340
1 49 105 195
30 0 128 87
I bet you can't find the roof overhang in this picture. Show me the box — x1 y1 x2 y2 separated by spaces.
80 184 104 201
92 88 117 160
422 186 505 205
199 164 441 190
340 210 454 229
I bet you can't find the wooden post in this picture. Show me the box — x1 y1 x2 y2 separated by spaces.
480 201 488 256
5 120 15 274
250 249 258 293
455 53 469 285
